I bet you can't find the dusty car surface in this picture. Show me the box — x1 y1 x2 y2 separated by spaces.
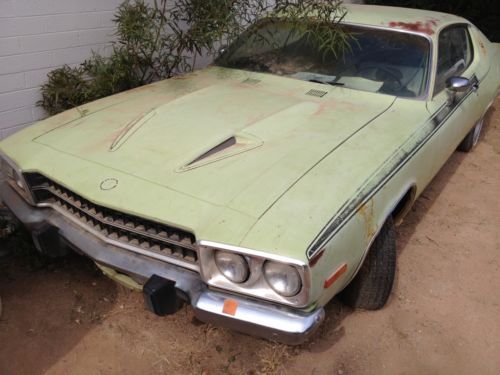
0 5 498 344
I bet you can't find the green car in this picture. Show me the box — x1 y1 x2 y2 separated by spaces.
0 5 498 344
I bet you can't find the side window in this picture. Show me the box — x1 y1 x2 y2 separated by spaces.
435 25 474 94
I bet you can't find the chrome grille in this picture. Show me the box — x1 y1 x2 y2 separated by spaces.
24 173 198 268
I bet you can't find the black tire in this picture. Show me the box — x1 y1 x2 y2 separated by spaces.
339 216 396 310
458 116 484 153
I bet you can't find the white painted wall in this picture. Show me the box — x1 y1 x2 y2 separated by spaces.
0 0 122 139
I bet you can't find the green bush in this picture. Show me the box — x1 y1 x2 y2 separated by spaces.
38 66 89 116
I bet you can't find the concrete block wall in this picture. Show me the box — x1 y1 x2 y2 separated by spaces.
0 0 123 139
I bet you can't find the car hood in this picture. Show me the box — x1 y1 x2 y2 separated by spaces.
32 67 395 218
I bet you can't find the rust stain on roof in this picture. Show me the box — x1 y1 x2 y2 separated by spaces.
388 19 438 35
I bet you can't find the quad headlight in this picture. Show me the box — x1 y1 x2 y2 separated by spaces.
214 250 249 283
200 241 308 307
263 261 302 297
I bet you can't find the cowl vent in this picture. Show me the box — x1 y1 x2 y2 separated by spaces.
242 78 261 85
306 89 328 98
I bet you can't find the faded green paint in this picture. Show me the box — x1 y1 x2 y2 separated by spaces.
1 5 499 307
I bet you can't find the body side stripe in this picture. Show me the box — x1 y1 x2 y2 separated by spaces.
306 81 479 259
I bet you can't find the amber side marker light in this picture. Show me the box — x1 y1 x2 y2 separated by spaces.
324 263 348 289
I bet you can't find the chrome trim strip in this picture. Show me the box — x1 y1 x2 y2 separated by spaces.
199 240 307 267
38 201 200 272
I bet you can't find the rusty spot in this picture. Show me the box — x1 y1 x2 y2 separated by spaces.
479 41 487 56
388 20 437 35
309 248 325 267
358 199 377 239
313 99 358 117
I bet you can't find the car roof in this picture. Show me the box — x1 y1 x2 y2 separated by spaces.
342 4 469 39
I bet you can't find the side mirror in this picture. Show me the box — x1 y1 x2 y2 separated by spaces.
446 76 471 92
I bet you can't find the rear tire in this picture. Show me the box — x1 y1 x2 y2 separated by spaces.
339 217 396 310
458 116 484 153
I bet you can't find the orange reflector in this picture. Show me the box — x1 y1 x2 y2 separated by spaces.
324 263 348 289
222 299 239 316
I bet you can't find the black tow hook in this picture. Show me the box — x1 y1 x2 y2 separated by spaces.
143 275 185 316
31 224 68 257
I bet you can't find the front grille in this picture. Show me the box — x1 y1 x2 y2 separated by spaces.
24 173 198 267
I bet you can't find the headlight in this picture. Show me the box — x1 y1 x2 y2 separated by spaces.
199 241 310 307
263 261 302 297
214 250 249 283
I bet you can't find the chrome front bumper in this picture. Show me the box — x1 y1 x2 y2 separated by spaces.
0 183 324 345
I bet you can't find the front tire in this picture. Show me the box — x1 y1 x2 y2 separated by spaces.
339 217 396 310
458 116 485 152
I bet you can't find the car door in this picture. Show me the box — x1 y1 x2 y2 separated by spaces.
426 24 483 165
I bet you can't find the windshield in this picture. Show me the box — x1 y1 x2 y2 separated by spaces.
215 21 431 98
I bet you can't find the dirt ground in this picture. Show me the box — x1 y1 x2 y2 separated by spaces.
0 99 499 375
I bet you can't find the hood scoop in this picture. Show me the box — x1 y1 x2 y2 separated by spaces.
188 136 237 165
109 108 156 152
178 134 263 172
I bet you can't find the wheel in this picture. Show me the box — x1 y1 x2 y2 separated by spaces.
458 115 485 152
339 216 396 310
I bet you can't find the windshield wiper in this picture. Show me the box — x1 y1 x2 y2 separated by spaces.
308 79 345 87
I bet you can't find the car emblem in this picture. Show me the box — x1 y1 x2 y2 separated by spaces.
100 178 119 191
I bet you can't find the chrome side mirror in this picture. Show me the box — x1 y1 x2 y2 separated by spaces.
446 76 471 92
